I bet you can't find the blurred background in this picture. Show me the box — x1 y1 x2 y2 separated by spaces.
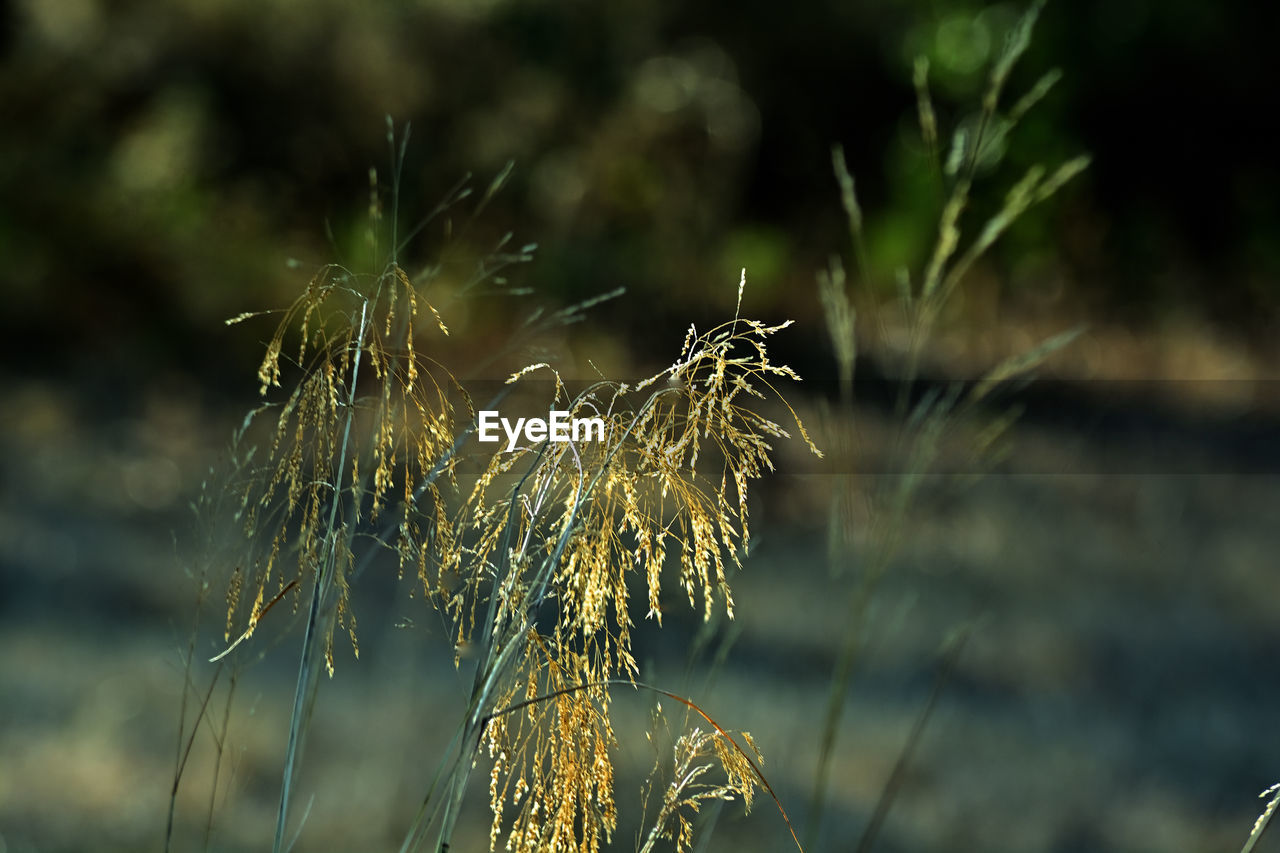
2 0 1279 851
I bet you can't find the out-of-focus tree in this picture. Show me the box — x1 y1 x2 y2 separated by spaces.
1 0 1274 389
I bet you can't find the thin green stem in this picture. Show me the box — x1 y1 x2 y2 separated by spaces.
853 627 970 853
272 297 371 853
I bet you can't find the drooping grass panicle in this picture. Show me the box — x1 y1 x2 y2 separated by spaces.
188 124 818 853
479 679 799 853
424 272 819 852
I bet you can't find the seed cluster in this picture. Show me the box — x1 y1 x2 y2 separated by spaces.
222 263 818 851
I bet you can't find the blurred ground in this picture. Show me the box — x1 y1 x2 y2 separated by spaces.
1 364 1278 852
3 0 1280 851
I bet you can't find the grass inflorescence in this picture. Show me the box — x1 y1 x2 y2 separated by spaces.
170 120 819 853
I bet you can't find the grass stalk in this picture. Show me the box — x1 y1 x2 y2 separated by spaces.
272 297 372 853
808 2 1086 844
853 627 971 853
1240 784 1280 853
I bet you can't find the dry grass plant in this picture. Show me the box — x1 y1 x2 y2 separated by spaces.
168 121 820 853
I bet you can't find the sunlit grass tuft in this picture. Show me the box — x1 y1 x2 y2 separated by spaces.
170 121 818 853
